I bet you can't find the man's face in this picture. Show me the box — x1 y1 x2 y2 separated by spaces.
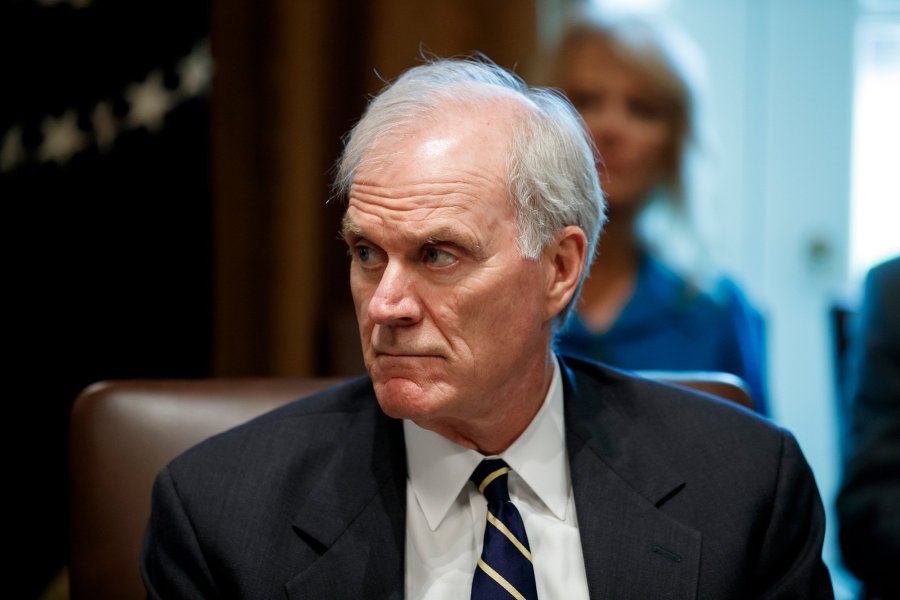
343 105 556 433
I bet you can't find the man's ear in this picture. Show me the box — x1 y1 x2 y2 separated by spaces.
542 226 588 321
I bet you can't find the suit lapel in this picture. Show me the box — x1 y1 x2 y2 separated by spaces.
279 360 702 598
285 392 407 600
562 358 701 600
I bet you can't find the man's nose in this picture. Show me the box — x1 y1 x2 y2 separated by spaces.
367 260 422 326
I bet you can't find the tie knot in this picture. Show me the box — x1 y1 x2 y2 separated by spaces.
470 459 511 504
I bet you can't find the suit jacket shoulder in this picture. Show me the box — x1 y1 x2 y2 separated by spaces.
561 355 833 599
141 376 407 600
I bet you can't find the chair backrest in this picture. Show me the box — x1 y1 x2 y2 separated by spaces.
68 371 751 600
68 378 340 600
638 370 754 410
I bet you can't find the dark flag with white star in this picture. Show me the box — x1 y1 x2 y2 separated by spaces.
1 1 213 596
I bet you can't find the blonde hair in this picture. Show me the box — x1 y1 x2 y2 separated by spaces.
535 7 718 285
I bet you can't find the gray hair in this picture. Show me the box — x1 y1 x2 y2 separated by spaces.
334 58 606 327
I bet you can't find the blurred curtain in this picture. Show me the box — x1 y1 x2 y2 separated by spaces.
211 0 538 377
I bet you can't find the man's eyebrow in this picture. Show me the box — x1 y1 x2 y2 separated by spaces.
341 214 363 240
341 215 486 257
422 227 484 255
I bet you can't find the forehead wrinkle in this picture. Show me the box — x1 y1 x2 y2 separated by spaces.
351 164 504 198
350 183 487 208
347 190 474 225
347 176 510 231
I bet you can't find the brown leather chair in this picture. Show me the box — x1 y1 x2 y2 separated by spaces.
68 372 751 600
638 370 754 410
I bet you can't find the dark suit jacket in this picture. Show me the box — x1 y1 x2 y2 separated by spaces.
837 256 900 599
141 356 833 599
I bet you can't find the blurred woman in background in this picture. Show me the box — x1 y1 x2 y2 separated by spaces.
541 9 768 413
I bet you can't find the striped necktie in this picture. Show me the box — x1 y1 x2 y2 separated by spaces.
470 459 538 600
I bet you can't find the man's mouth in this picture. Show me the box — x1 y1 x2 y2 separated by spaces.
375 351 440 358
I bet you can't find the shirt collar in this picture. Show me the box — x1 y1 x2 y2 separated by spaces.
403 358 569 531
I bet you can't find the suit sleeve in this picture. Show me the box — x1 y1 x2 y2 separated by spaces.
837 258 900 598
752 431 834 599
141 466 221 599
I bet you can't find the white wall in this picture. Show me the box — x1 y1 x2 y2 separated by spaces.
667 0 857 595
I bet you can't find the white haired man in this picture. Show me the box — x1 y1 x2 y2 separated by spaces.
142 58 833 599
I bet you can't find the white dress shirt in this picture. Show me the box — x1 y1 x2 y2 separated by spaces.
403 359 590 599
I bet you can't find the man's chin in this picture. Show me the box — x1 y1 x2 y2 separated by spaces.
372 376 441 420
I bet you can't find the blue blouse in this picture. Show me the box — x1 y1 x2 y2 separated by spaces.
556 255 769 414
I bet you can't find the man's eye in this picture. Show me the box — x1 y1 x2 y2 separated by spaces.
423 246 457 267
355 245 381 265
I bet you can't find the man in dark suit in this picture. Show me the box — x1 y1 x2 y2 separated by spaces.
837 256 900 599
142 58 833 599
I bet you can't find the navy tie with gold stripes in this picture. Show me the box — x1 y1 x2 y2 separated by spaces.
470 459 538 600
